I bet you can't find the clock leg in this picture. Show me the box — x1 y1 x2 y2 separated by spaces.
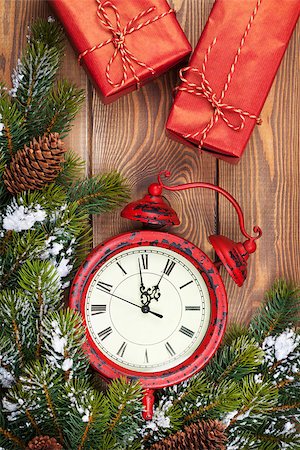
142 388 155 420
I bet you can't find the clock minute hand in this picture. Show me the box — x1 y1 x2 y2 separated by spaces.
154 271 164 290
98 290 163 319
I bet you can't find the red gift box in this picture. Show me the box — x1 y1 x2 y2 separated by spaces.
49 0 191 104
166 0 300 163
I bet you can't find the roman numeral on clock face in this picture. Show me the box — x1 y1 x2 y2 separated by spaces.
144 349 149 363
91 305 106 315
96 281 112 293
163 259 176 276
117 341 127 357
140 254 148 270
98 326 113 340
179 325 195 338
185 306 201 311
165 342 176 356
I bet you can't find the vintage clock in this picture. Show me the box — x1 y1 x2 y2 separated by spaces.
70 171 262 419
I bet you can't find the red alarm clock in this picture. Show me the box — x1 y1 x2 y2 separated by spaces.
69 171 262 419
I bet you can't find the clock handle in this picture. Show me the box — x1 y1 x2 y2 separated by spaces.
142 388 155 420
157 170 262 243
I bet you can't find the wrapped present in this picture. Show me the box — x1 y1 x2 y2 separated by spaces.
50 0 192 104
166 0 300 163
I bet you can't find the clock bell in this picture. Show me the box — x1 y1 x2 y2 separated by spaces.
121 170 262 287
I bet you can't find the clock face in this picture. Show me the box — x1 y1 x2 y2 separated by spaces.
70 230 228 388
85 246 211 373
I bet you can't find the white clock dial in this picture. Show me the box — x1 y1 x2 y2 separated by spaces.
85 246 211 372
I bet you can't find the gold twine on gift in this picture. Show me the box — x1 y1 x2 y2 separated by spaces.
176 0 263 150
78 0 174 89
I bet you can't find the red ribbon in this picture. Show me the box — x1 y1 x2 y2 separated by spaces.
78 0 174 89
176 0 263 150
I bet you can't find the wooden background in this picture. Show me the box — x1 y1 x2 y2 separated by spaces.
0 0 299 324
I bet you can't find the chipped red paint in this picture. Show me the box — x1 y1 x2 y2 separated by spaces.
121 183 180 228
69 230 227 391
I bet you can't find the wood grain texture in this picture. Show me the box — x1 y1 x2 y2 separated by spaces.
1 0 299 325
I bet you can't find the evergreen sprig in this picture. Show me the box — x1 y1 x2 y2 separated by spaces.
57 150 85 185
62 379 110 449
30 18 65 55
13 42 60 136
106 377 143 446
205 335 264 382
67 172 130 215
43 80 85 137
42 309 89 380
0 289 35 370
249 280 300 342
0 90 26 160
228 417 300 450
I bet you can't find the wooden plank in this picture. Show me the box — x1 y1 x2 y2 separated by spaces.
92 0 218 258
0 0 89 164
218 23 299 324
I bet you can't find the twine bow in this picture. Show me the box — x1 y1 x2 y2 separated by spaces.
176 0 263 150
78 0 174 89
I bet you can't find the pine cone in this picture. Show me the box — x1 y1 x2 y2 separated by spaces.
4 133 66 194
26 435 63 450
150 420 227 450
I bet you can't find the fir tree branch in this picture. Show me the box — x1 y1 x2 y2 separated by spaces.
78 417 94 450
228 418 300 450
17 260 62 358
30 18 65 55
108 403 126 433
276 373 300 389
0 230 12 255
61 379 110 449
269 402 300 412
171 373 209 408
36 289 43 359
42 309 89 380
43 382 64 443
11 318 24 368
67 172 130 215
0 427 26 449
183 400 220 424
182 380 241 425
12 42 60 143
0 92 26 158
25 409 41 435
206 335 264 382
43 81 85 137
4 123 13 158
255 433 296 444
0 230 46 287
250 280 300 342
106 378 143 443
0 289 35 368
56 150 85 186
228 376 278 428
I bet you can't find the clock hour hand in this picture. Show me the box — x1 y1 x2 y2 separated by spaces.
138 259 145 290
98 290 163 318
